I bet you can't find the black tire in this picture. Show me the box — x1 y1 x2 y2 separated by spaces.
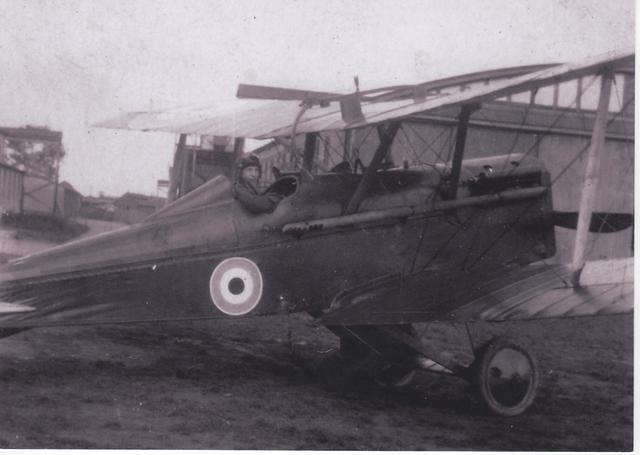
474 338 538 416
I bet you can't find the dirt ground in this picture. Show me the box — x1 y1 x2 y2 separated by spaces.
0 312 632 450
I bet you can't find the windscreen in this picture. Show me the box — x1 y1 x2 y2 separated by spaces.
146 175 233 221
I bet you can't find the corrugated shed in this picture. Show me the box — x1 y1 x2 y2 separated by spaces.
22 177 83 218
0 163 24 214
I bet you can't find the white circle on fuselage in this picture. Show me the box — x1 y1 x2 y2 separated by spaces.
209 257 263 316
219 267 254 304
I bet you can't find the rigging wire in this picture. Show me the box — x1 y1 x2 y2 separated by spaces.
460 208 489 271
467 93 634 274
408 192 438 274
418 207 480 273
500 88 537 171
352 125 375 156
404 122 451 169
415 85 633 276
464 198 541 271
317 133 343 169
550 96 634 186
474 75 598 181
400 124 446 178
399 125 429 169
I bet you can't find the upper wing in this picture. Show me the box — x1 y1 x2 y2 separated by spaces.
237 64 556 103
96 48 633 139
267 47 633 137
95 99 305 139
236 84 343 101
319 258 633 326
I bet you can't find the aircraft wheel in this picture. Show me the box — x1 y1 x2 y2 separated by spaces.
374 363 416 388
473 338 538 416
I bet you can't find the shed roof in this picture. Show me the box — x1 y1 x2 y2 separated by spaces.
114 192 165 209
59 181 83 197
0 126 63 143
0 162 26 174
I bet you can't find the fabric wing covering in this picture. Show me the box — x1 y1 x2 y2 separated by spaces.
95 48 633 139
320 259 633 326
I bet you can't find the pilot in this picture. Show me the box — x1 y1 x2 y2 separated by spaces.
232 154 285 214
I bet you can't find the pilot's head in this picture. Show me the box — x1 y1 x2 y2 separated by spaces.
237 154 262 187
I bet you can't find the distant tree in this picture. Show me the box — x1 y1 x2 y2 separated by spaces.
1 138 64 180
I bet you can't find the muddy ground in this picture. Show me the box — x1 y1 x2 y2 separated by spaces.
0 312 632 450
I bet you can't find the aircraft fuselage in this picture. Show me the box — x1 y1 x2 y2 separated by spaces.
0 154 555 329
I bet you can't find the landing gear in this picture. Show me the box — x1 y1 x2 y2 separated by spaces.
325 324 539 416
326 324 418 390
374 363 416 388
472 338 538 416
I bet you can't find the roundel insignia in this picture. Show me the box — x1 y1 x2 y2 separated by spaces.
209 257 263 316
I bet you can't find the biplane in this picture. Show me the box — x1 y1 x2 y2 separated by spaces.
0 48 633 416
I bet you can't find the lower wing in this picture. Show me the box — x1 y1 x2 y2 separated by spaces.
320 258 633 326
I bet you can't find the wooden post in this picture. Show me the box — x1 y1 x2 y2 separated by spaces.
447 104 478 200
344 122 400 215
167 134 186 203
571 69 614 285
302 132 318 172
233 137 245 162
192 148 197 175
18 172 24 215
231 137 246 182
52 161 59 216
180 148 190 196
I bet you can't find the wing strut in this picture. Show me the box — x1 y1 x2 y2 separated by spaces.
344 122 400 214
447 104 480 199
343 129 352 162
570 68 614 285
302 132 318 171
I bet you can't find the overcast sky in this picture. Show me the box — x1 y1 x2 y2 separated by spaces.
0 0 634 196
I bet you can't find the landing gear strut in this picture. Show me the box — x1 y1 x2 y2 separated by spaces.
327 324 539 416
374 363 416 388
327 324 418 389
